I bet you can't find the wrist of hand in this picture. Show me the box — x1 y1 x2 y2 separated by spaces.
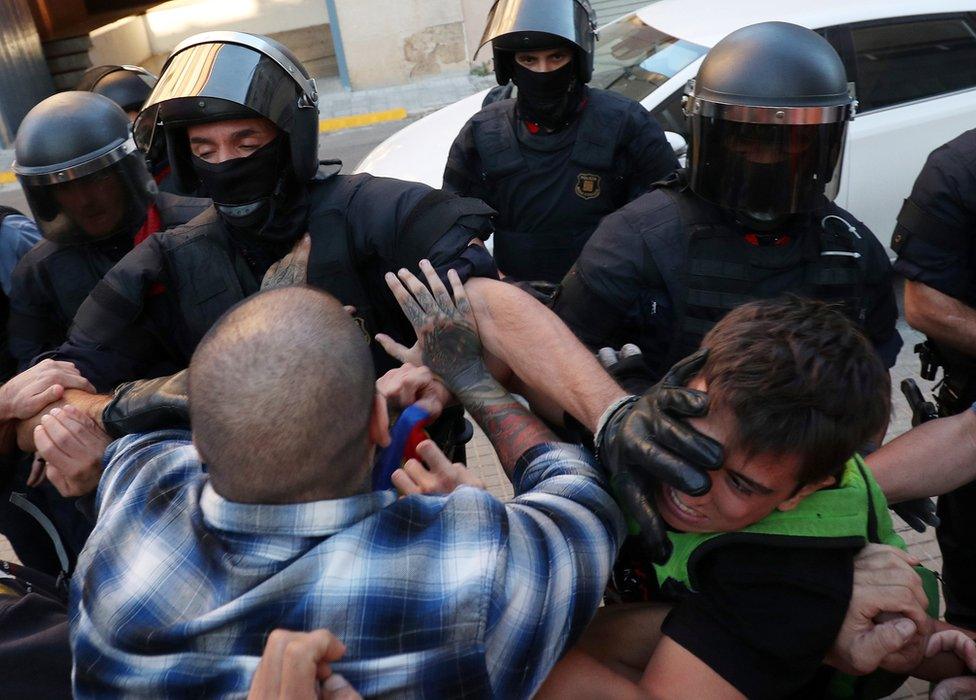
594 395 639 461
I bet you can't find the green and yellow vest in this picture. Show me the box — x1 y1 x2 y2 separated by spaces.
653 455 940 699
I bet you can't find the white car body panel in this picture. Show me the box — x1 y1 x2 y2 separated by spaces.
356 0 976 247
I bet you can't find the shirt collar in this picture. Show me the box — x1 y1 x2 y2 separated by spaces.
199 481 397 537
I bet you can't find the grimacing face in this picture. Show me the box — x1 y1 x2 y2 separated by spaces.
51 168 126 238
653 376 835 534
187 116 278 164
514 47 572 73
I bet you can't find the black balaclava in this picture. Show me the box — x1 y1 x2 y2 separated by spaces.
512 58 583 130
191 134 293 237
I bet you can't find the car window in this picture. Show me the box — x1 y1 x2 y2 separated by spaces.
650 88 688 139
851 15 976 112
591 13 707 104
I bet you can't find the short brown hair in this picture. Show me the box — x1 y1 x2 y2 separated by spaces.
699 296 890 485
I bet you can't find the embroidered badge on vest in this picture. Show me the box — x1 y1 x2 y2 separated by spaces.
575 173 601 200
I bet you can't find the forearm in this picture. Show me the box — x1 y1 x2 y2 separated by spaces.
16 389 111 452
465 277 627 431
904 280 976 355
454 372 558 478
869 409 976 502
911 621 976 681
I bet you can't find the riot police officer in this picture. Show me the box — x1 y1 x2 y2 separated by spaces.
444 0 678 284
74 64 181 192
49 32 495 392
9 91 207 371
554 21 901 387
892 128 976 628
0 92 206 575
75 64 157 122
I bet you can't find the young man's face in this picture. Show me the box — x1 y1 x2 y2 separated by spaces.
653 377 833 534
187 117 278 164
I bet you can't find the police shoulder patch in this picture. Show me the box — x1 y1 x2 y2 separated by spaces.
576 173 601 200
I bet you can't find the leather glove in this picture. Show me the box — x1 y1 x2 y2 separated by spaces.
598 344 656 395
891 497 940 533
101 370 189 439
597 349 724 563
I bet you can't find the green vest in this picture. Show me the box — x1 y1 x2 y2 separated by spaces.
653 455 939 699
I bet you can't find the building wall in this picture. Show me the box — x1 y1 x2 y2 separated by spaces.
89 15 154 66
143 0 329 55
460 0 495 69
0 0 55 147
334 0 475 89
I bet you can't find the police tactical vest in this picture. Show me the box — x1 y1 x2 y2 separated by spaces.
660 180 871 364
655 456 940 699
163 175 371 347
470 90 632 282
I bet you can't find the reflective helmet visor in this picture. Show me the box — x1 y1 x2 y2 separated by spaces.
18 147 156 244
133 40 309 153
481 0 594 53
688 117 848 218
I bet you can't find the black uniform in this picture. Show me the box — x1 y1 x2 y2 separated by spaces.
8 192 207 371
444 88 678 283
891 127 976 628
554 177 902 385
54 172 495 392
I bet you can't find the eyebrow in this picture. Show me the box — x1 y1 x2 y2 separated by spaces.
189 128 260 145
726 468 776 495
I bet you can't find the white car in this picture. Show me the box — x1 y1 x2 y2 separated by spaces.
357 0 976 247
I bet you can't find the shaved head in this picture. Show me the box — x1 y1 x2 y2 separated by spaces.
188 287 376 503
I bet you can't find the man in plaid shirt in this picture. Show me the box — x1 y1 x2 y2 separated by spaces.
68 280 625 698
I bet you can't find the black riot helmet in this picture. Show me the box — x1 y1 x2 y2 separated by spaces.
133 31 319 201
13 92 156 244
481 0 597 84
683 22 855 227
75 64 157 115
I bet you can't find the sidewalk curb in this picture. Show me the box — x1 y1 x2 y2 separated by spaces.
0 107 412 191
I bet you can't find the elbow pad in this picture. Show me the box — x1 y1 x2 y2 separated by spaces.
101 370 189 439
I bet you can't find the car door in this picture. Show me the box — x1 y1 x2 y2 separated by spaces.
828 13 976 246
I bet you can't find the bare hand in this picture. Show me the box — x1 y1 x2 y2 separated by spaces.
932 676 976 700
34 405 112 497
826 544 931 675
262 234 311 290
926 630 976 672
376 364 451 421
0 360 94 422
391 439 484 496
248 628 360 700
383 260 484 390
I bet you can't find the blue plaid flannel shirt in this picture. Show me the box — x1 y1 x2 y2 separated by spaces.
70 430 624 698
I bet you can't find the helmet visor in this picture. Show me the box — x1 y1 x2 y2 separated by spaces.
688 117 848 218
20 151 156 244
481 0 593 53
133 42 302 152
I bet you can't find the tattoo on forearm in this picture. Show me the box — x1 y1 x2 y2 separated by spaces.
456 374 557 474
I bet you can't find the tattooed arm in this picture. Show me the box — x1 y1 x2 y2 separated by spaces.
385 261 557 474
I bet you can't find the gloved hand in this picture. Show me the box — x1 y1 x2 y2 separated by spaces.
101 370 189 439
598 343 656 395
891 497 940 533
597 349 724 563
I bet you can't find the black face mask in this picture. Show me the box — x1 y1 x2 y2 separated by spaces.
191 136 285 233
512 60 581 130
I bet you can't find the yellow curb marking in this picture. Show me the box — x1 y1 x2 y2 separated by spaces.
0 172 15 185
319 107 408 133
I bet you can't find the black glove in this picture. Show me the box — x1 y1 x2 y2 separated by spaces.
597 349 724 563
598 344 656 395
101 370 189 439
891 497 940 533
